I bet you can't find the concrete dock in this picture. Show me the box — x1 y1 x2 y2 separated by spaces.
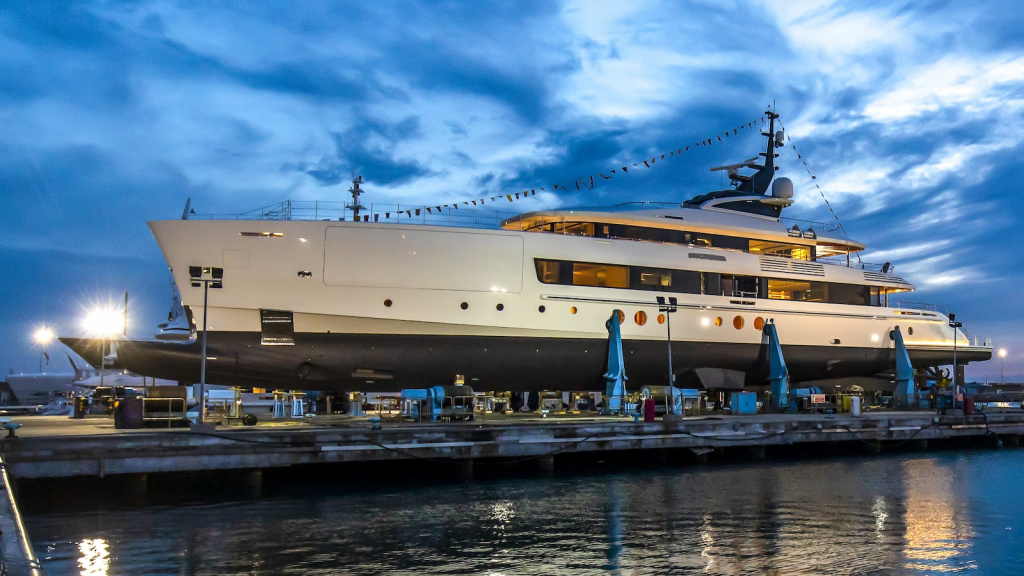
0 409 1020 480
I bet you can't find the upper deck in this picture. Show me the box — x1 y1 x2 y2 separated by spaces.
189 198 895 278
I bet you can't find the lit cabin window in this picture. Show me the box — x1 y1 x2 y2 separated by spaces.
551 222 595 236
572 263 629 288
749 239 814 261
768 279 813 300
535 260 563 284
260 309 295 345
640 271 671 287
533 258 883 307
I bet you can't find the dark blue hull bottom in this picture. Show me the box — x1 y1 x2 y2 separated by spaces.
60 333 990 392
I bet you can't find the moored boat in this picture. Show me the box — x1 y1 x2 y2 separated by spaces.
61 112 992 392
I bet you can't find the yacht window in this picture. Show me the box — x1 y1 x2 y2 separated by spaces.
535 259 564 284
749 240 815 261
672 270 702 294
721 275 759 298
716 200 783 218
640 270 671 287
702 272 721 296
573 263 629 288
553 222 594 236
870 287 887 307
534 258 882 308
260 309 295 345
768 279 813 300
828 283 872 306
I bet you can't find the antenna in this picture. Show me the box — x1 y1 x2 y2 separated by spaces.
348 175 366 221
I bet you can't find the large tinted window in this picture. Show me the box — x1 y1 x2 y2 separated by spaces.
536 259 880 306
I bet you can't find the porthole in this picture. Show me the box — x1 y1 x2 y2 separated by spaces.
733 316 744 330
496 303 504 311
908 327 914 335
754 317 764 330
635 311 647 326
461 302 469 310
616 310 625 324
715 317 723 327
570 306 577 314
384 299 393 308
539 305 546 313
657 314 665 325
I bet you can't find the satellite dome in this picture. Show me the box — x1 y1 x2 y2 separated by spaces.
772 177 793 199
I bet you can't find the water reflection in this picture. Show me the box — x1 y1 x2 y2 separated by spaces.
77 538 109 576
23 451 1024 575
902 458 977 572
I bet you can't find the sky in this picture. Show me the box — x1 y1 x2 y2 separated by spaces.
1 0 1023 382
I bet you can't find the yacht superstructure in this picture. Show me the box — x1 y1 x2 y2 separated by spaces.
61 112 992 392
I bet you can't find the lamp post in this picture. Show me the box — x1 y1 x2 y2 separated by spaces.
33 327 54 373
656 296 678 415
999 348 1007 384
948 313 963 404
189 266 223 427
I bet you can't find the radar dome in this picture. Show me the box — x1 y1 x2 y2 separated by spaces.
772 177 793 199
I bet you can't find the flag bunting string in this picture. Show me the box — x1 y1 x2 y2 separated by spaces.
775 117 859 264
380 115 767 218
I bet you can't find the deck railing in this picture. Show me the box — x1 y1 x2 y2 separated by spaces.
197 200 522 230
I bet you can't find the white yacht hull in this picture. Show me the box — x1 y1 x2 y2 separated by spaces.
63 219 989 392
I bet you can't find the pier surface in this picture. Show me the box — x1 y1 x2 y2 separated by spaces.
0 410 1020 480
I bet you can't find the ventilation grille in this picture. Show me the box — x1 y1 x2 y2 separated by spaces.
759 257 825 277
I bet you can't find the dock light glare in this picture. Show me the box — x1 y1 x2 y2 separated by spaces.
84 307 123 338
33 327 55 345
84 305 123 392
999 348 1007 384
33 326 55 372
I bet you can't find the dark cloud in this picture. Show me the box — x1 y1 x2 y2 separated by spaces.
301 116 431 186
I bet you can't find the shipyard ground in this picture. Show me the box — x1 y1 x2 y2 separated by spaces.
1 408 1020 482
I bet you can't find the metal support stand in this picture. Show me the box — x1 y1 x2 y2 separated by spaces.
763 321 790 411
603 310 628 415
273 392 287 418
892 326 917 409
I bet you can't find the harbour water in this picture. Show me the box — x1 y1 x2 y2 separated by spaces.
19 448 1024 575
